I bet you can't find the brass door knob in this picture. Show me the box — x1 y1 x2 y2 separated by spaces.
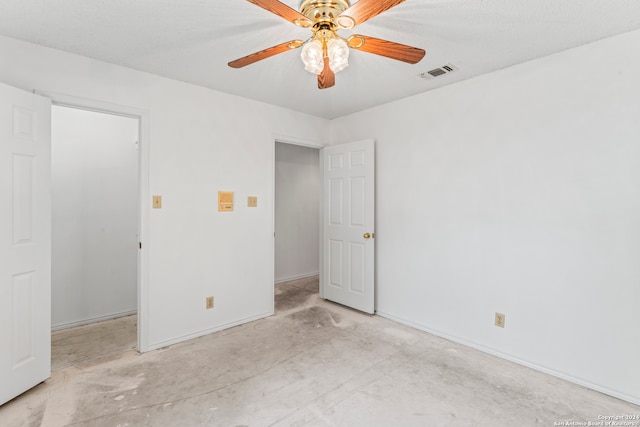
363 233 371 239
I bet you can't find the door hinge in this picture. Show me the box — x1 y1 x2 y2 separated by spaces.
139 242 142 249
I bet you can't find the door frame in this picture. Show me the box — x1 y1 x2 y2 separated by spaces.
271 134 325 305
35 91 151 352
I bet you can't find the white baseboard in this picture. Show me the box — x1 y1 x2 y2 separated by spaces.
52 310 137 331
143 311 274 352
275 272 319 285
377 310 640 407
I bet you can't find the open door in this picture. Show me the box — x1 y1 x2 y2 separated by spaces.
0 83 51 405
321 140 375 313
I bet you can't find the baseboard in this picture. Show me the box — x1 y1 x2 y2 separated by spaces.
143 311 274 352
52 310 137 331
275 272 319 285
377 310 640 406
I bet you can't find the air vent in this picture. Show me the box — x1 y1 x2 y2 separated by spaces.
420 63 458 80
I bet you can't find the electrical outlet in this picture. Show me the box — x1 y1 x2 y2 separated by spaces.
206 296 214 309
495 312 505 328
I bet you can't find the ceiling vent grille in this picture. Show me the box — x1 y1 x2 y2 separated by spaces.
420 63 458 80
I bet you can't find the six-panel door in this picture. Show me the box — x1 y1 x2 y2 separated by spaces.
0 83 51 405
321 140 375 314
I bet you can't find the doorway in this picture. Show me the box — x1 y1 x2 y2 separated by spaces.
274 141 321 312
272 139 376 314
50 105 140 367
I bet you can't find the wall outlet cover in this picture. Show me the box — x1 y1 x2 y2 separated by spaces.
495 312 506 328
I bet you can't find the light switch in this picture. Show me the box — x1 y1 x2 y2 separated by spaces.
218 191 233 212
248 196 258 208
153 195 162 209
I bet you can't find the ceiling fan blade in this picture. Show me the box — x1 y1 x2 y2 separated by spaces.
318 57 335 89
228 40 304 68
348 35 425 64
246 0 313 28
336 0 405 28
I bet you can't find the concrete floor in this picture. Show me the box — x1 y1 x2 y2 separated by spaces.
51 315 137 372
0 276 638 426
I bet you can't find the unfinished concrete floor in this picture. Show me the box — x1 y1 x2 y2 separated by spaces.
1 276 638 426
51 315 137 372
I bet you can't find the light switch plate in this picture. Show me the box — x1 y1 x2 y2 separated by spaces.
248 196 258 207
152 195 162 209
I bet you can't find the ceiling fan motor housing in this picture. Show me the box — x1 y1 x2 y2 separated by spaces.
299 0 350 22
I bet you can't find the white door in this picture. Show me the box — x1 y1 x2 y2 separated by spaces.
321 140 375 313
0 83 51 405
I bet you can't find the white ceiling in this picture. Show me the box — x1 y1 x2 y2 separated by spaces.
1 0 639 119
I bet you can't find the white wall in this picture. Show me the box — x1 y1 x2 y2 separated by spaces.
3 28 639 404
330 30 640 404
51 106 139 329
0 35 330 350
274 142 320 283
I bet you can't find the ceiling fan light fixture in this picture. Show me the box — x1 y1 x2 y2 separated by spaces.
327 37 349 73
300 39 324 74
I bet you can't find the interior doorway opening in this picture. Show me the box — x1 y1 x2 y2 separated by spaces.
50 105 140 368
274 141 321 313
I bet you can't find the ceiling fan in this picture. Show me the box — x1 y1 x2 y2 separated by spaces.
228 0 426 89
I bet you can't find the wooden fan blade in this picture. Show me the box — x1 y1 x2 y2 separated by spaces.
228 40 304 68
318 56 335 89
246 0 313 28
336 0 405 28
348 35 425 64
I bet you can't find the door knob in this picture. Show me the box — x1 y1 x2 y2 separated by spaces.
363 232 372 239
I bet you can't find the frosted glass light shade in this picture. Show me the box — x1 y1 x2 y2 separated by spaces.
300 40 324 75
327 38 349 73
